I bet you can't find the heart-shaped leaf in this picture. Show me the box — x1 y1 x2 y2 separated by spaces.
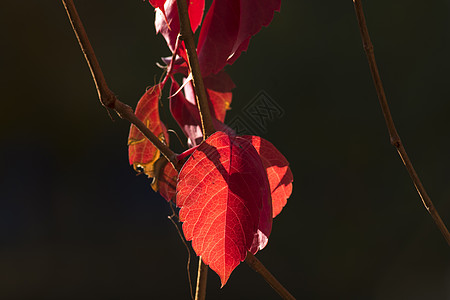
176 131 271 285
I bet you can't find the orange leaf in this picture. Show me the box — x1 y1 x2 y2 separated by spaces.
128 83 169 179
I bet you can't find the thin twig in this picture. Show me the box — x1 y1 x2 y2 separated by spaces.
245 253 296 300
162 34 181 87
62 0 180 172
175 1 214 298
194 258 208 300
168 203 194 300
175 0 215 138
353 0 450 246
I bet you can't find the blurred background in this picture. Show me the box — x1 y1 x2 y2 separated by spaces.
1 0 450 299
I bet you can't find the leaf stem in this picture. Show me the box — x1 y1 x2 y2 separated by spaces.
352 0 450 246
245 252 295 300
175 0 215 138
62 0 180 172
194 258 208 300
177 145 199 161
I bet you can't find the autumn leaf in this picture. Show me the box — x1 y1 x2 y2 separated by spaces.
149 0 170 34
170 78 204 146
128 83 169 179
197 0 280 76
154 0 205 53
186 0 205 33
170 78 234 146
176 131 271 286
149 0 167 14
241 136 293 218
151 157 178 202
149 0 166 9
196 0 240 77
182 72 234 123
204 70 235 122
228 0 281 64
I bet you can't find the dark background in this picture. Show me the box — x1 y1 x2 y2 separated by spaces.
1 1 450 299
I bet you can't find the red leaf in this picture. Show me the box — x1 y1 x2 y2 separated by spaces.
149 0 166 9
170 78 234 146
155 0 205 53
228 0 281 63
242 136 293 218
176 131 271 285
152 159 178 202
149 0 169 34
249 176 272 254
170 78 204 146
204 70 235 122
149 0 167 15
182 72 234 123
159 163 177 201
197 0 280 76
128 84 169 178
187 0 205 33
197 0 240 77
154 0 179 53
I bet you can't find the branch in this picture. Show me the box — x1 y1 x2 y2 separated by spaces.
245 253 296 300
175 0 215 138
175 1 214 298
62 0 180 172
352 0 450 246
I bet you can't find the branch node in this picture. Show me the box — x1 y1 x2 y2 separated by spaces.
363 43 374 54
102 90 117 109
113 100 132 119
390 136 401 148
